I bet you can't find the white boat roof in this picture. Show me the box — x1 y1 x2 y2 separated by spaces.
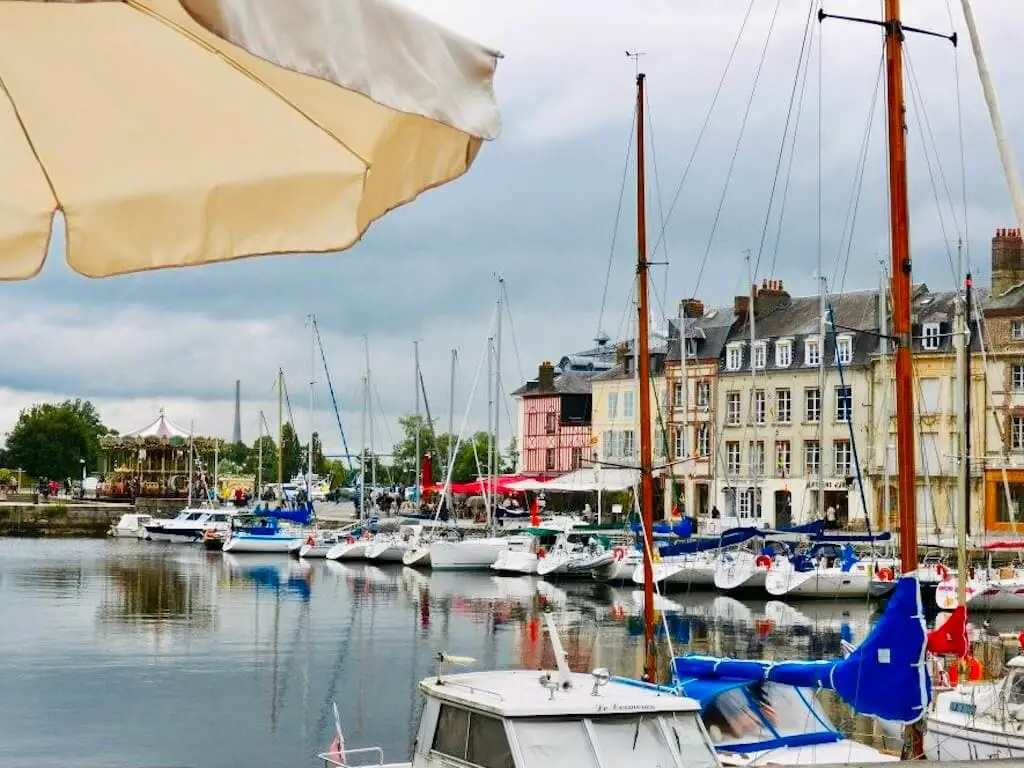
419 670 700 718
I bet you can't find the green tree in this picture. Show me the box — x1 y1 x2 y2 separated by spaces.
392 414 436 485
221 441 250 469
5 399 110 480
322 458 350 489
280 422 302 481
309 432 328 475
244 435 277 484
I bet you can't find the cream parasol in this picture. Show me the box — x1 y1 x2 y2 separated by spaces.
0 0 501 280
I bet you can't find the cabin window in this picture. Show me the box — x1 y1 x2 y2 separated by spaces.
432 705 513 768
1007 671 1024 705
512 719 594 768
590 714 679 766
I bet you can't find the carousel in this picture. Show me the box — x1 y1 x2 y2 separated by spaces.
99 410 220 500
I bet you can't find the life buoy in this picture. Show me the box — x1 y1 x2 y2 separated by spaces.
948 655 983 685
936 563 950 581
362 531 372 540
613 546 626 561
1018 630 1024 651
755 554 772 569
306 535 316 547
537 547 546 559
877 567 895 582
345 535 356 544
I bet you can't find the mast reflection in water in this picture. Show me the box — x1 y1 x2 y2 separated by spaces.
0 538 885 767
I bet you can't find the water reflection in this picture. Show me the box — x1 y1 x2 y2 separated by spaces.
0 539 898 768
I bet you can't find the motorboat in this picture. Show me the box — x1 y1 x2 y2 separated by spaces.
143 508 233 544
535 529 616 579
491 517 580 575
108 513 153 539
318 616 722 768
429 533 535 571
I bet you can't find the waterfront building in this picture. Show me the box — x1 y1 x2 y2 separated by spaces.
711 280 879 530
663 298 731 519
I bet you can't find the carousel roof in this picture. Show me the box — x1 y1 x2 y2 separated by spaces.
122 409 190 439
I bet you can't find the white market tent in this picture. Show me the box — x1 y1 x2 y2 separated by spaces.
537 467 639 493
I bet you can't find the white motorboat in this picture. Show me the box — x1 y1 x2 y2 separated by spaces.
429 533 534 571
491 517 581 575
927 654 1024 760
143 508 233 544
319 616 722 768
108 513 153 539
535 531 616 579
633 552 717 589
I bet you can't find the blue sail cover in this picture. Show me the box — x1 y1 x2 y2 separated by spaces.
658 526 762 557
672 576 930 723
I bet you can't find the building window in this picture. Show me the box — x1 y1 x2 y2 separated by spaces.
545 412 556 434
749 441 765 475
655 428 665 459
804 440 820 475
602 430 613 459
697 423 710 457
623 390 635 419
726 392 741 425
607 392 618 419
753 389 766 425
726 343 743 371
804 336 820 366
834 439 852 476
685 338 698 357
696 381 710 408
805 387 821 423
726 441 741 474
775 440 791 477
836 335 852 365
775 340 792 368
1014 364 1024 392
922 323 940 351
753 341 767 370
776 388 791 423
673 426 685 459
1014 320 1024 340
919 378 940 414
1013 417 1024 450
545 449 555 470
673 381 684 408
835 385 852 422
571 447 583 469
622 430 635 458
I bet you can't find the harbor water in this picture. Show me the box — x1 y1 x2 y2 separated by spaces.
0 538 884 767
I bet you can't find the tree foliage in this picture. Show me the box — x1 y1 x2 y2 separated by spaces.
280 422 302 481
392 414 513 486
244 435 277 483
5 399 109 480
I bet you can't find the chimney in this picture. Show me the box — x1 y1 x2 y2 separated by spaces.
754 278 790 316
679 298 705 319
538 361 555 391
733 294 750 322
992 227 1024 296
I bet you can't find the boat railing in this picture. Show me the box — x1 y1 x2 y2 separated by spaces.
317 746 385 767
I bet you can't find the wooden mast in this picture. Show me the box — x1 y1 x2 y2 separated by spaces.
883 0 918 573
634 71 657 682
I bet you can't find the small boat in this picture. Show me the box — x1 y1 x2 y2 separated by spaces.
429 533 534 571
765 542 897 599
108 513 153 539
536 530 616 579
935 567 1024 612
144 508 233 544
491 517 579 575
293 530 347 558
365 522 438 563
591 547 641 583
326 531 374 561
202 528 226 551
222 502 315 554
633 526 764 590
318 615 722 768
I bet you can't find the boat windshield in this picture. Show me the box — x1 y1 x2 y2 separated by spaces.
703 682 835 748
511 713 716 768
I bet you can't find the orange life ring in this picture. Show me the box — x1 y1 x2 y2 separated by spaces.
305 535 316 547
613 546 626 561
936 563 950 581
948 655 983 685
877 567 895 582
755 554 772 569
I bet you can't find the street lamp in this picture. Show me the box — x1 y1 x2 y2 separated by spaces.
80 458 86 498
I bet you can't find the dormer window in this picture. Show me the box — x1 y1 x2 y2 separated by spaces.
922 323 940 351
775 339 792 368
753 341 767 370
804 337 820 367
835 335 853 365
726 343 743 371
685 338 698 357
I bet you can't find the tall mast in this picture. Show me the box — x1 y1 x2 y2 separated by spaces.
634 71 657 683
447 348 457 513
485 335 494 524
747 255 759 519
884 0 918 572
879 261 891 531
817 274 826 523
308 314 316 500
495 278 504 512
365 338 376 490
187 420 195 507
954 274 968 608
964 271 974 541
414 339 421 500
257 410 264 496
360 372 368 522
277 368 284 490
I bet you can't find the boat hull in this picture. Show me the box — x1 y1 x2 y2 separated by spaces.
365 542 406 563
713 552 770 592
429 538 510 570
326 541 370 561
299 543 332 558
402 547 431 567
926 711 1024 760
592 553 640 584
936 577 1024 612
491 549 537 575
633 556 717 588
223 534 301 553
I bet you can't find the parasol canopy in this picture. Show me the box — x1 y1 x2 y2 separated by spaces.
0 0 501 280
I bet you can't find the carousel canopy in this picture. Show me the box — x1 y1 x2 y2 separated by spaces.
122 409 190 440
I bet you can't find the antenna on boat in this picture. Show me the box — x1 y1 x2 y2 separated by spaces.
434 652 476 683
543 613 573 689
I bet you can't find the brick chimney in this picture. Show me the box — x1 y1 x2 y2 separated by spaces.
679 298 705 319
754 278 790 316
992 227 1024 296
537 361 555 391
733 294 750 322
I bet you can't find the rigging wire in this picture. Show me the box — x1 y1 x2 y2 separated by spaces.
643 91 672 319
751 0 819 282
595 102 637 340
499 280 526 391
943 0 971 271
693 0 785 297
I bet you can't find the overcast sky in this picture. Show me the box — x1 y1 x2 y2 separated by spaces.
1 0 1022 461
